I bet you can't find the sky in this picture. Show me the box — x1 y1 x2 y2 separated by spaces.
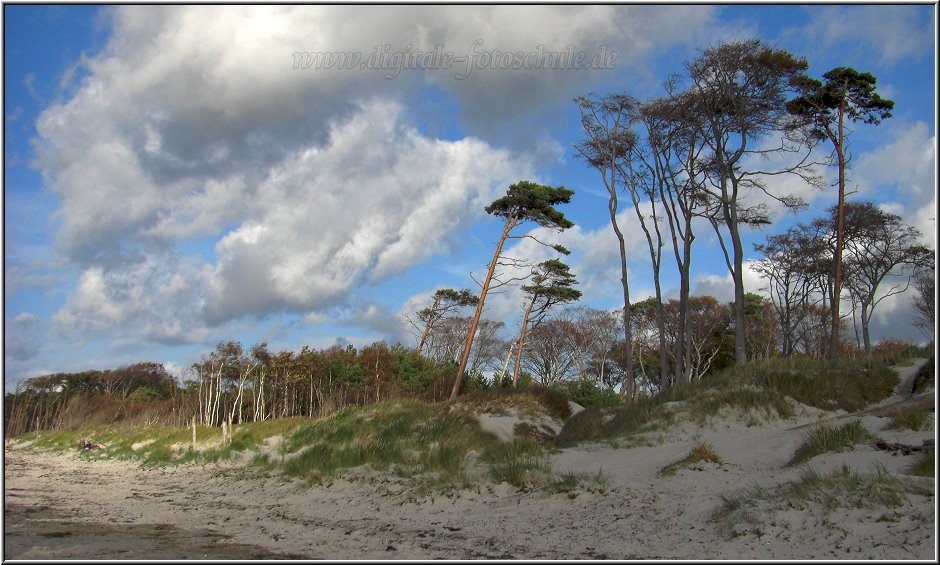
3 4 937 387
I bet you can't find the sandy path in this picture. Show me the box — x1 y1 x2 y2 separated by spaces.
3 360 935 560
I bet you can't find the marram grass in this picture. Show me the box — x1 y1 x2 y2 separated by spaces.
786 419 871 467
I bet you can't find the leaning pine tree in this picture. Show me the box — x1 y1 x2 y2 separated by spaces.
450 180 575 400
512 259 582 386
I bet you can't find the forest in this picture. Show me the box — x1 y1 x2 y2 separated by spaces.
5 39 934 437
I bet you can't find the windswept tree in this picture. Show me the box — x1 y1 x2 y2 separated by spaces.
912 262 935 343
788 67 894 358
574 93 638 398
410 288 478 355
753 227 829 357
450 180 575 400
829 202 932 354
639 93 711 385
681 39 821 365
512 259 582 385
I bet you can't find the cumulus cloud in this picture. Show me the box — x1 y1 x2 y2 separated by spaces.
51 254 210 344
200 100 529 324
854 121 936 247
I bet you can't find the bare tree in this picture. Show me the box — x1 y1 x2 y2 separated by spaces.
575 93 638 398
680 39 821 365
521 318 580 385
408 288 478 355
639 93 711 385
833 202 932 353
912 264 935 343
753 227 829 356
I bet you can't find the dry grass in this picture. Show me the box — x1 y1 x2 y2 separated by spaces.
659 441 723 477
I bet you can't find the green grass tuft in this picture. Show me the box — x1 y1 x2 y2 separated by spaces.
888 405 932 431
711 464 933 537
481 437 552 488
787 420 871 467
549 468 610 493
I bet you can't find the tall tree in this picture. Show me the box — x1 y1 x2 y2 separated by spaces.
450 180 575 400
574 93 638 399
411 288 478 355
788 67 894 359
681 39 820 365
639 89 715 385
512 259 582 385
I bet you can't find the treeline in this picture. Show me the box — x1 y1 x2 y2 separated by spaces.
7 290 926 436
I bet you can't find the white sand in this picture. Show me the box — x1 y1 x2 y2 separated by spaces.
4 363 935 560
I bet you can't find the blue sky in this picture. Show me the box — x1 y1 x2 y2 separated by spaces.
3 4 936 386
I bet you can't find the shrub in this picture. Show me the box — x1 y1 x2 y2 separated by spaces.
871 339 927 366
553 379 620 408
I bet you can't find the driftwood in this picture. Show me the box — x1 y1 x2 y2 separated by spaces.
871 438 934 456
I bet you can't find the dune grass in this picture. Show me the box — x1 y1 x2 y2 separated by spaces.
711 464 934 538
278 399 495 485
786 420 872 467
481 436 552 487
451 385 572 420
887 405 933 431
12 390 597 493
557 357 899 448
658 441 723 477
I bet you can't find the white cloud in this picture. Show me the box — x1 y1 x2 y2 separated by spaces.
200 100 529 324
52 255 211 345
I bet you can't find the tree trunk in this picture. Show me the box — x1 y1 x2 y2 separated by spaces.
609 194 634 400
513 297 538 386
828 99 847 360
861 301 873 355
722 181 748 366
451 213 520 400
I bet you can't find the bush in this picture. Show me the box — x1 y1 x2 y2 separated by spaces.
871 339 928 366
553 379 620 408
455 385 572 421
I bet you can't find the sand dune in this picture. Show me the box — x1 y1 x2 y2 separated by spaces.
3 362 935 560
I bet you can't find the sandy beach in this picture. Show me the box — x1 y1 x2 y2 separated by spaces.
4 363 935 560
